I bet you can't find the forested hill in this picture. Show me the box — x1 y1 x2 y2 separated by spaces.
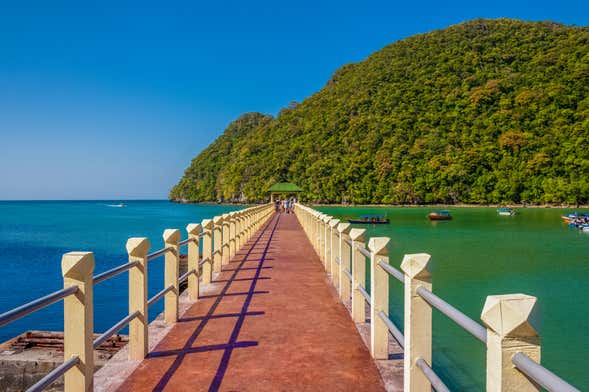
170 19 589 204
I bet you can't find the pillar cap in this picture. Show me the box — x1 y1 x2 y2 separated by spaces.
186 223 201 236
337 222 352 234
400 253 431 279
163 229 181 244
126 237 150 257
349 228 366 241
62 251 95 279
329 218 340 228
322 215 332 223
213 215 223 224
481 294 539 337
201 219 214 229
368 237 390 255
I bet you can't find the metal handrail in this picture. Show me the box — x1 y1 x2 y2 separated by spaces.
343 268 352 282
416 357 450 392
93 311 140 349
356 284 371 306
179 238 196 247
179 268 196 284
199 257 210 266
93 261 138 284
26 356 80 392
148 285 174 307
0 286 78 327
147 247 173 261
356 245 371 258
512 352 581 392
335 256 340 265
378 310 404 348
416 286 486 343
377 260 405 283
344 238 352 246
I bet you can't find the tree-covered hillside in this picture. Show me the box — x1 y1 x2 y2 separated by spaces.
171 19 589 204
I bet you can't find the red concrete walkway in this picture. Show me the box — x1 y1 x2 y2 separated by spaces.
117 213 385 392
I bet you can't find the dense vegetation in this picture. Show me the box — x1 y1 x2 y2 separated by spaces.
171 19 589 204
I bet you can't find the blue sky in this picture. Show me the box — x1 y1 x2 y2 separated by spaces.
0 0 586 200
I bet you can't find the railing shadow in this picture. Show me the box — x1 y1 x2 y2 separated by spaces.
149 213 281 392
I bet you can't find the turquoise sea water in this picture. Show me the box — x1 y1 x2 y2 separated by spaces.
0 201 242 344
318 206 589 391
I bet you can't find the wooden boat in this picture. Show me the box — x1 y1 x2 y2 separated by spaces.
497 207 516 216
348 215 390 224
428 210 452 221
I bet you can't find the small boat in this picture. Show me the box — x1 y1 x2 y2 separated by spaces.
497 207 516 216
562 212 589 224
428 210 452 221
107 203 126 208
348 215 390 224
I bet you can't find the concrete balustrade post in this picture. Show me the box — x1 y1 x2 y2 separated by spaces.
329 219 340 284
61 252 95 392
350 228 367 323
201 219 213 284
338 223 352 301
163 229 180 324
126 238 150 360
236 212 243 251
222 214 230 265
323 216 332 272
369 237 391 359
212 216 223 273
315 213 321 253
401 253 433 392
229 213 237 259
186 224 201 301
481 294 541 392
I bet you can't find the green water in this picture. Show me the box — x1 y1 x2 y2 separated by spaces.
317 206 589 391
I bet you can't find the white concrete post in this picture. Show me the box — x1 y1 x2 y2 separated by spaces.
338 223 352 301
369 237 391 359
61 252 94 392
229 213 237 259
222 214 230 265
213 216 223 273
186 224 201 301
126 238 149 360
323 216 332 273
163 229 180 324
329 218 340 285
401 253 433 392
350 228 366 323
201 219 213 284
481 294 541 392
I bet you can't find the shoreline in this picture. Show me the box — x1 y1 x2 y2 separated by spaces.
170 199 589 209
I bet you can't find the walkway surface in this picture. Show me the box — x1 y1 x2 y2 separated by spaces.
116 212 385 391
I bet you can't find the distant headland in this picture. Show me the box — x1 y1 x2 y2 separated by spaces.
170 18 589 206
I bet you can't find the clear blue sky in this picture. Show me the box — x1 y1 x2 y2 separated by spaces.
0 0 586 200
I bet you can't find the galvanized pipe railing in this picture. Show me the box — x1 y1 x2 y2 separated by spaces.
293 202 582 392
512 352 581 392
416 357 450 392
93 261 138 284
416 286 487 343
93 311 140 349
26 356 80 392
0 286 78 327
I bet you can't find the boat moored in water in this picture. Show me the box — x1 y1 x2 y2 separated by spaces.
497 207 516 216
348 215 390 224
428 210 452 221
